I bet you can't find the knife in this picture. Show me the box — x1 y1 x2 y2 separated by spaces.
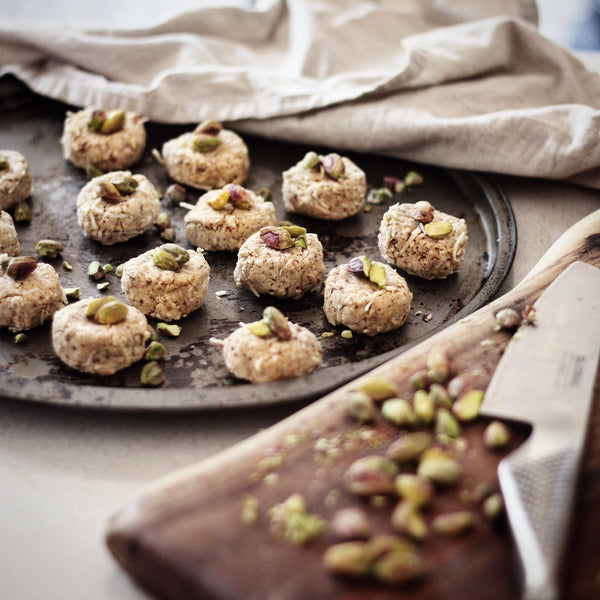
481 261 600 600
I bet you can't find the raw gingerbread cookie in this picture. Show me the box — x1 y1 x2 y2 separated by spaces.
0 256 66 331
77 171 160 245
0 210 20 255
157 120 250 190
184 184 276 251
218 306 322 383
52 296 150 376
234 225 324 299
121 244 210 321
0 150 33 210
323 256 412 336
378 201 468 279
282 151 367 220
60 107 147 171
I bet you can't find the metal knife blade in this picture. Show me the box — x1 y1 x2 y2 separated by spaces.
481 261 600 600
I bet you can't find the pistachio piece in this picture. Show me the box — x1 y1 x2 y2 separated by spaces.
301 151 320 170
224 184 251 209
97 281 110 291
372 549 425 586
431 511 475 537
452 389 484 422
404 171 424 186
381 398 417 427
386 431 433 463
343 455 398 496
429 383 452 409
321 153 345 180
35 239 63 259
248 320 271 338
206 189 230 210
323 541 372 577
483 420 511 449
263 306 291 341
153 244 189 271
424 221 453 239
94 300 128 324
87 260 105 281
347 256 372 278
293 235 308 249
330 507 372 541
357 376 399 401
367 534 416 560
259 226 294 250
391 500 428 541
280 224 307 239
5 256 38 280
84 296 116 319
408 368 432 391
115 264 124 278
14 332 27 344
100 109 126 134
394 474 434 506
417 448 463 486
369 262 387 288
348 391 377 423
157 322 181 338
88 109 106 133
383 176 406 194
413 390 435 424
99 180 122 204
144 340 166 361
412 200 435 224
447 373 476 399
435 407 461 438
193 133 220 152
85 163 104 179
426 345 451 383
366 187 393 205
112 174 138 195
195 119 222 136
140 361 165 386
14 201 32 223
166 183 187 206
64 287 81 301
483 493 504 521
160 227 176 242
155 212 171 230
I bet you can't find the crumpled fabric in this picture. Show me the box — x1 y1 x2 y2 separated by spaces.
2 0 600 187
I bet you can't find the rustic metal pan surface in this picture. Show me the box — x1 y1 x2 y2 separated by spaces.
0 94 515 410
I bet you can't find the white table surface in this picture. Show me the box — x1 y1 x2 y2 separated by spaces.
2 5 600 598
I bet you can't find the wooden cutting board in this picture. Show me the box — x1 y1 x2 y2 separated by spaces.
106 210 600 600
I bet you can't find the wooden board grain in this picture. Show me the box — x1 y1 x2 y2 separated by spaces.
106 210 600 600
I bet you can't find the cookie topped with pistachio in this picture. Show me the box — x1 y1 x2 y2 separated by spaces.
184 184 276 252
282 151 367 220
156 119 250 190
217 306 322 383
0 150 33 211
0 256 66 331
323 257 412 336
51 297 150 376
77 171 160 245
121 244 210 322
378 201 468 280
60 107 147 172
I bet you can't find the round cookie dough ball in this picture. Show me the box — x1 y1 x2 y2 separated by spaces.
378 201 468 280
60 107 147 171
282 151 367 220
77 171 160 245
0 257 66 331
121 244 210 321
184 184 276 251
52 297 150 376
323 256 412 336
0 210 20 255
220 306 322 383
158 120 250 190
234 225 324 299
0 150 33 210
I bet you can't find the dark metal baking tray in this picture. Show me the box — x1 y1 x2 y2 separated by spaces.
0 94 515 410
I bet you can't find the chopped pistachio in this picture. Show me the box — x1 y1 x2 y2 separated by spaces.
391 500 428 541
115 264 124 278
483 493 504 520
343 455 398 496
64 287 81 301
155 212 171 230
96 281 110 291
381 398 417 427
14 332 27 344
85 163 104 179
413 389 435 424
13 201 32 223
367 187 393 205
166 183 187 206
62 261 73 271
424 220 453 239
241 494 259 525
259 226 294 250
429 383 452 409
357 376 399 401
144 341 166 361
87 260 105 280
160 227 176 242
383 176 406 194
435 408 461 438
301 151 320 170
341 329 353 339
404 171 424 186
100 109 126 134
225 184 251 209
112 173 138 195
321 153 345 180
348 391 377 424
140 361 165 386
99 180 122 204
193 133 220 152
452 389 484 422
157 322 181 338
483 420 511 449
386 431 433 463
248 320 271 338
35 238 64 259
206 189 230 210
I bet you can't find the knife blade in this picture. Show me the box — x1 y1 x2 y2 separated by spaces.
481 261 600 600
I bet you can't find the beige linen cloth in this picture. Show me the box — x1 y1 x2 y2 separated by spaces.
2 0 600 187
